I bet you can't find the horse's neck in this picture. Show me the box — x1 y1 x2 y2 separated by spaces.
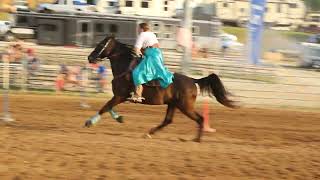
109 43 133 77
109 57 131 76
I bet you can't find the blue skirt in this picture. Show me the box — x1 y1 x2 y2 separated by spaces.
133 48 173 88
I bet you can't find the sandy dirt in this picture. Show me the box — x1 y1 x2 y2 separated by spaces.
0 94 319 180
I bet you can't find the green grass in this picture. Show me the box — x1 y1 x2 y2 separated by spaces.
280 31 311 42
0 13 8 21
222 26 311 44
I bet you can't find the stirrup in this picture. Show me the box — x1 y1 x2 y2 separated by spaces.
127 93 145 103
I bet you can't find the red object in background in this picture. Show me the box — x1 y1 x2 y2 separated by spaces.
202 101 216 133
89 63 99 69
27 48 34 55
56 79 64 91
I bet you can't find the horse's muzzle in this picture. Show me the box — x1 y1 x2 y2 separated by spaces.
88 56 94 63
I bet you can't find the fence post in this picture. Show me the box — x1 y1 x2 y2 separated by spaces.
21 58 28 91
1 54 14 122
181 0 193 75
80 65 90 108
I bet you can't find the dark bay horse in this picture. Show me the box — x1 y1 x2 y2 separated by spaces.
85 36 236 142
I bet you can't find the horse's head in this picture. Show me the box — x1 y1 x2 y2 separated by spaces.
88 35 117 64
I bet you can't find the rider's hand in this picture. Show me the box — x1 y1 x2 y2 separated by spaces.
136 51 143 58
135 48 143 57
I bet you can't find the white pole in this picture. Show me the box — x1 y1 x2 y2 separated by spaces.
181 0 193 75
2 54 14 122
80 66 90 108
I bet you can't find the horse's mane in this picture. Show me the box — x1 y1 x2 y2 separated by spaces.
114 40 135 61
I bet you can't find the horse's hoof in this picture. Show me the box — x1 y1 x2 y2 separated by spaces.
203 128 216 133
115 116 123 123
143 133 152 139
84 120 92 128
80 103 91 109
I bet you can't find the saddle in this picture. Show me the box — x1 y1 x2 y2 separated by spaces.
144 80 161 87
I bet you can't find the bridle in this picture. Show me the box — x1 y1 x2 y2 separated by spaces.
96 38 112 59
95 38 124 61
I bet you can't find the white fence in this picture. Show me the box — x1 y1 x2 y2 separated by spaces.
1 42 319 109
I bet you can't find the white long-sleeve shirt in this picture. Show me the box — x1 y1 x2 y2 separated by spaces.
134 31 159 49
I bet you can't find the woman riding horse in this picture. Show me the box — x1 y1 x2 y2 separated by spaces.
128 23 174 102
85 27 237 142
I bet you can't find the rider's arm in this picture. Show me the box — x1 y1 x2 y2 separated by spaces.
134 33 145 56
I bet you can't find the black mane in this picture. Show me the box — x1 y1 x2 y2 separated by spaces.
107 39 136 76
113 40 135 60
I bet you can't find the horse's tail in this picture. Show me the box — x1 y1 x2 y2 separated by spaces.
194 73 237 108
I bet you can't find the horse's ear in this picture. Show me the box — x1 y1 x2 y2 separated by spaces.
110 33 115 39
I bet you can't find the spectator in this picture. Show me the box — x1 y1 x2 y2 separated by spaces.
97 64 107 92
26 48 40 75
1 42 24 63
55 64 82 92
12 43 24 63
67 66 81 85
56 64 68 92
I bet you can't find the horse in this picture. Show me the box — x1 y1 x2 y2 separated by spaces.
84 36 237 142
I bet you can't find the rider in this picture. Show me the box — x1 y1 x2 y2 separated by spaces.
129 23 174 102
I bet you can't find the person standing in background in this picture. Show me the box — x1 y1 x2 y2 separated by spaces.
97 64 107 93
55 64 68 92
26 48 40 75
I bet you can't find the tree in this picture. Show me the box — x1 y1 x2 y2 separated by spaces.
304 0 320 11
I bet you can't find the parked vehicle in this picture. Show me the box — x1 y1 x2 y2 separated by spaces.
0 21 15 41
37 0 97 14
300 35 320 68
219 33 244 51
14 0 30 12
0 20 35 41
13 11 221 50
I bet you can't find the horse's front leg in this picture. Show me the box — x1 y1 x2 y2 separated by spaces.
84 96 125 127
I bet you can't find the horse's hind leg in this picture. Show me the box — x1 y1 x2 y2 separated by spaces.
177 106 204 142
148 103 176 135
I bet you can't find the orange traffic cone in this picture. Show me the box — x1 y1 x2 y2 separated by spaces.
203 100 216 132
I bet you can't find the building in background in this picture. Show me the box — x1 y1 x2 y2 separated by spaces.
178 0 306 28
95 0 119 14
299 12 320 33
219 0 304 28
117 0 177 17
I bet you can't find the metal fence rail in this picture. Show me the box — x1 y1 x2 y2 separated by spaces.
1 42 319 109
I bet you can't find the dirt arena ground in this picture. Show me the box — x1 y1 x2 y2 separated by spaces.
0 94 319 180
